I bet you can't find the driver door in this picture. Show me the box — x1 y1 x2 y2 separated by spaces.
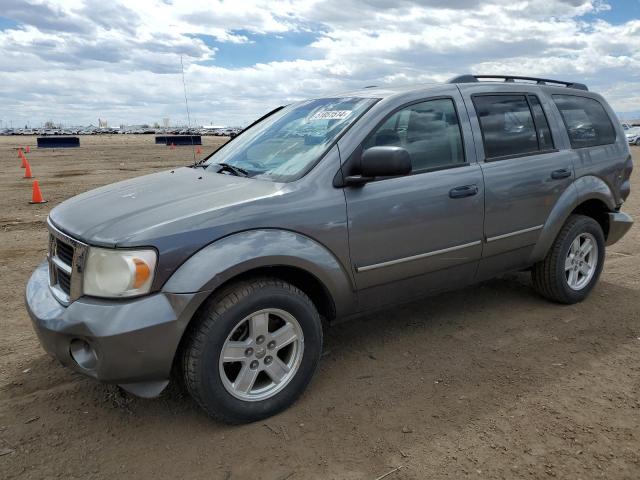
343 96 485 310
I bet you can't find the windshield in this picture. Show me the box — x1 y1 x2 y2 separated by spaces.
204 97 377 182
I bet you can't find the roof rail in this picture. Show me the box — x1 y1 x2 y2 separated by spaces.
448 74 588 91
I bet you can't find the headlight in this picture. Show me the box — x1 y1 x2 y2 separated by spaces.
83 247 157 298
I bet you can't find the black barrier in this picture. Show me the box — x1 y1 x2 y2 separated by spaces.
37 136 80 148
157 135 202 145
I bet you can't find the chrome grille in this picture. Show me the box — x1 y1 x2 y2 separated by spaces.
47 218 88 305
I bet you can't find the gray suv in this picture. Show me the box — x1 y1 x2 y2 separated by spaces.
26 74 633 423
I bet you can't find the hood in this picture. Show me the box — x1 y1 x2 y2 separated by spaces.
49 167 284 246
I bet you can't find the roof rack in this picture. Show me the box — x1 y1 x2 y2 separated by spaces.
448 74 588 91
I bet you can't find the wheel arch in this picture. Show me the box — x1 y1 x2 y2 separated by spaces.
164 229 355 381
163 229 356 322
203 265 338 322
529 176 616 263
570 198 611 239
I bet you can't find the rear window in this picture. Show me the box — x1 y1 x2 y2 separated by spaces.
552 95 616 149
473 95 542 159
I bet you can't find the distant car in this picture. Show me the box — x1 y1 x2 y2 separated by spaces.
622 122 632 131
626 127 640 146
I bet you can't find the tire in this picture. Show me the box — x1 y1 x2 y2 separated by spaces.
635 138 640 146
182 277 323 423
531 214 605 304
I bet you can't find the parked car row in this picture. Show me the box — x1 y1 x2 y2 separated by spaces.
0 126 242 136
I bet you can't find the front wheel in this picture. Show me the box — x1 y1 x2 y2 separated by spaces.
182 278 323 423
531 214 605 304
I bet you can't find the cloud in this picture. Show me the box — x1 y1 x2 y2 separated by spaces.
76 0 142 35
2 0 92 34
0 0 639 127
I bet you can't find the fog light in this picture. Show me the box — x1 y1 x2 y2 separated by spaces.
69 339 98 370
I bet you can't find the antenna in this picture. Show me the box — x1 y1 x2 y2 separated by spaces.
180 55 197 164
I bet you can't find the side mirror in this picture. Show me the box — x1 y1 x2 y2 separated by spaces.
345 146 412 186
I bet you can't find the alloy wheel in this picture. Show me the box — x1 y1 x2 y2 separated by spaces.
565 232 598 291
218 308 304 401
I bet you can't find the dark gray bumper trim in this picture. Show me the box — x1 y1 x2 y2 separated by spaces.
605 211 633 246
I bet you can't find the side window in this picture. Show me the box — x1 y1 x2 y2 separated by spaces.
552 94 616 148
363 98 465 172
473 95 539 159
527 95 554 151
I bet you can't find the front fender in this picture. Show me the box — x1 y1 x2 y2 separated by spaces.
528 176 616 263
162 229 356 317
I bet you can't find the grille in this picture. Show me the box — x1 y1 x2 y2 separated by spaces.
47 221 86 304
57 269 71 294
56 239 74 265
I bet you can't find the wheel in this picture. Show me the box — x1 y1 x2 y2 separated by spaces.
635 138 640 146
531 214 605 304
181 277 323 423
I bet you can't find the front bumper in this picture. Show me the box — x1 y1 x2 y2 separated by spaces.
25 261 210 397
605 211 634 246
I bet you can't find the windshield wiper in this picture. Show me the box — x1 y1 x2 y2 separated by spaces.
213 163 249 177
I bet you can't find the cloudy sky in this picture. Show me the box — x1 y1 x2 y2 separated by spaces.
1 0 639 128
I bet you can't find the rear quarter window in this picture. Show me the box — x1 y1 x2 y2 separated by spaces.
552 95 616 149
472 95 539 159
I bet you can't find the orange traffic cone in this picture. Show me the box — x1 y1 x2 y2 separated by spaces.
196 146 202 154
29 180 47 204
19 150 27 168
23 160 34 179
25 146 30 153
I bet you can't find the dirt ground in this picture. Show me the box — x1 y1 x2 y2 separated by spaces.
0 135 639 480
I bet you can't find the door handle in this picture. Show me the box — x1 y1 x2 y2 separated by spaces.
449 184 478 199
551 168 572 180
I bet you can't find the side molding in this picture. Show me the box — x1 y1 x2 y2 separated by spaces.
163 229 356 317
528 176 616 263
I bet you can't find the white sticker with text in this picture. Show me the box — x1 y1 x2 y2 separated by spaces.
308 110 352 121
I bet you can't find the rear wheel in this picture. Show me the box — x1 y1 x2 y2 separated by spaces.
182 278 323 423
531 214 605 304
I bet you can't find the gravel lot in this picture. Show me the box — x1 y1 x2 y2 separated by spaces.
1 135 639 479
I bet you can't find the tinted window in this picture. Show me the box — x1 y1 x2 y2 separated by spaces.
473 95 538 159
553 95 616 148
528 95 554 151
363 98 465 172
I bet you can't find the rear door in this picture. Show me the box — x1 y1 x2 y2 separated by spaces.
460 87 576 278
342 93 485 310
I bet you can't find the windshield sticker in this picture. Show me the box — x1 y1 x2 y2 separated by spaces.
308 110 352 121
